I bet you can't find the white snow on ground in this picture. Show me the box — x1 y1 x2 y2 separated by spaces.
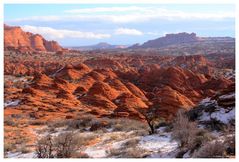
199 97 216 106
211 108 235 124
83 130 179 158
83 131 131 158
84 146 108 158
4 100 20 107
199 107 235 124
6 152 36 158
139 133 179 158
199 108 235 124
219 93 235 100
198 95 235 124
183 150 191 158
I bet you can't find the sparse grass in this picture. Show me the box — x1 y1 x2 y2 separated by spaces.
4 116 18 127
29 119 46 125
110 118 147 132
107 146 148 158
192 141 226 158
16 144 31 154
4 142 16 152
122 137 140 148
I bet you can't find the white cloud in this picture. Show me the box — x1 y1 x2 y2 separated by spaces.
21 25 111 40
10 6 234 24
64 6 145 14
114 28 143 36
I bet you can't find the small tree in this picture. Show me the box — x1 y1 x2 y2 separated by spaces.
139 106 164 134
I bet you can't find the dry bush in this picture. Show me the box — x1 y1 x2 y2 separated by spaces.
111 118 147 132
16 144 31 154
223 134 235 156
73 133 97 146
36 132 95 158
122 138 140 148
107 147 148 158
29 119 46 125
188 129 214 151
47 119 69 128
54 132 78 158
192 141 226 158
36 135 54 158
4 142 16 152
172 109 198 147
4 116 18 127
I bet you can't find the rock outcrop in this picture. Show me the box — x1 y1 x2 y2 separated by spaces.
4 24 63 52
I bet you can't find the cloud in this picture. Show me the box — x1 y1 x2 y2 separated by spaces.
21 25 111 40
64 6 145 14
114 28 143 36
10 6 234 24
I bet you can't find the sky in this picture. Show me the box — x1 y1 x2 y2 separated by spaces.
4 4 235 47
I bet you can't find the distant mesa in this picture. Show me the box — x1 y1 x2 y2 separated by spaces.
4 24 64 53
129 32 234 49
69 42 129 51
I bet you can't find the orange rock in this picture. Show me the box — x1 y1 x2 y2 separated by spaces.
4 24 63 52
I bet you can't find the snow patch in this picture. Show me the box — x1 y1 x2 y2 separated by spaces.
4 100 20 107
199 107 235 124
139 133 179 157
219 93 235 100
6 152 36 158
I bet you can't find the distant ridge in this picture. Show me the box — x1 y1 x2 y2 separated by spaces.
129 32 234 49
69 42 129 51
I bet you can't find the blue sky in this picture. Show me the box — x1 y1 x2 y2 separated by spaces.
4 4 235 46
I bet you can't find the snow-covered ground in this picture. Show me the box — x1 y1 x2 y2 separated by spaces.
198 97 235 125
82 128 179 158
6 152 36 158
4 100 20 107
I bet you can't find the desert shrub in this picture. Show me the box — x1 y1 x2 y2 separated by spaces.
224 126 236 156
4 142 16 152
192 141 226 158
204 118 226 131
188 129 214 151
54 132 78 158
29 119 46 125
36 132 95 158
223 133 235 156
67 119 82 129
74 133 98 146
4 117 18 127
71 152 90 158
130 129 149 136
16 144 31 154
122 138 140 148
111 118 147 132
36 135 54 158
172 109 199 147
47 119 69 128
107 147 148 158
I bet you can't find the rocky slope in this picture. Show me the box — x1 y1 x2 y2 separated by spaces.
4 24 63 52
4 55 233 121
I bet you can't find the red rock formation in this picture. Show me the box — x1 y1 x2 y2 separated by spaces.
152 86 195 118
4 24 63 52
87 81 119 100
54 63 91 80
